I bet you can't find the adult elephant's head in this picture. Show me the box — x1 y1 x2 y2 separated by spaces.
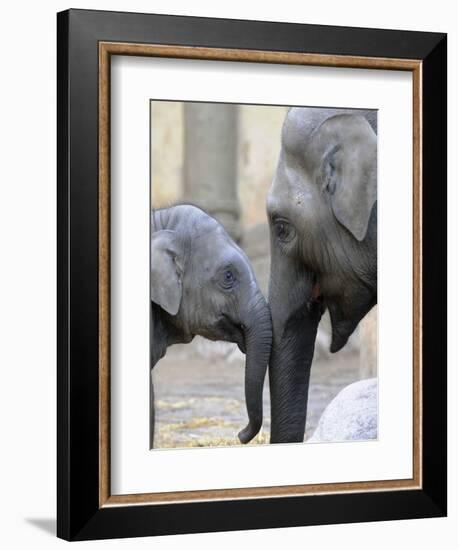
267 108 377 443
151 204 272 443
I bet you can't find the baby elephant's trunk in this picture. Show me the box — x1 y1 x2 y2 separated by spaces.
238 292 272 444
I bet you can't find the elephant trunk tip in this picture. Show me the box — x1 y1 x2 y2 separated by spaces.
238 419 262 444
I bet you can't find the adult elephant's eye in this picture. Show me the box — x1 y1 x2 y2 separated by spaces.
274 219 295 243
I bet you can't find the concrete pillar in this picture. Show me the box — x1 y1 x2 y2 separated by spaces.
359 306 378 378
183 103 241 241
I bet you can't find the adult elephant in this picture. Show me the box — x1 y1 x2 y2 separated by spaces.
267 108 377 443
150 204 272 448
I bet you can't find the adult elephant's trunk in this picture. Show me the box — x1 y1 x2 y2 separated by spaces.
238 291 272 444
268 255 322 443
269 309 320 443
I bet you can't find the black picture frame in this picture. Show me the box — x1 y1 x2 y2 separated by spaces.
57 8 447 541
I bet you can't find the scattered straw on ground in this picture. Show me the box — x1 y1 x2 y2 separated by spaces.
156 429 270 449
156 415 270 448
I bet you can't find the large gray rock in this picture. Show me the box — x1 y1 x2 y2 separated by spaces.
308 378 377 443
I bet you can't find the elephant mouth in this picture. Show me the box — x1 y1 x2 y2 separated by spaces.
229 322 246 354
306 274 324 312
216 315 246 353
235 328 246 354
311 281 321 301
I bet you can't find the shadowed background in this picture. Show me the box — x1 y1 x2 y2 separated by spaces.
151 101 377 448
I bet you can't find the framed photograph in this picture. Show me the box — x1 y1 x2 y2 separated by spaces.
57 9 447 541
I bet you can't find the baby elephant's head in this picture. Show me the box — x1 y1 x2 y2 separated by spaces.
151 205 272 443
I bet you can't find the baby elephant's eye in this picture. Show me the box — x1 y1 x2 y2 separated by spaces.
219 268 237 290
274 219 296 243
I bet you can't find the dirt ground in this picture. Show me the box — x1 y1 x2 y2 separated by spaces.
153 337 363 448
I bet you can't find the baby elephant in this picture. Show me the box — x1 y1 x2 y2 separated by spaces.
150 204 272 448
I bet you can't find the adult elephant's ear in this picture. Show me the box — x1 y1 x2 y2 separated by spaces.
151 230 183 316
318 114 377 241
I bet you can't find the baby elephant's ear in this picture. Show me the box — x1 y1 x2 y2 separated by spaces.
319 114 377 241
151 230 183 316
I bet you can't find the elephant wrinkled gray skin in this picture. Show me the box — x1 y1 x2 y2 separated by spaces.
267 108 377 443
150 204 272 448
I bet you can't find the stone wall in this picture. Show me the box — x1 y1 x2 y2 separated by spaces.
150 101 287 229
359 306 378 378
150 101 184 207
237 105 288 227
